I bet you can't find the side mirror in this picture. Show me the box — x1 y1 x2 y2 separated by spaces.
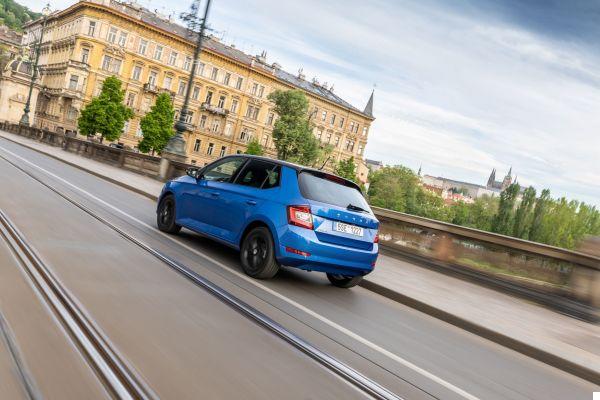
186 167 201 179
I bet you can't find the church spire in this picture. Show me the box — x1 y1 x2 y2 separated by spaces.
363 89 374 118
487 168 496 187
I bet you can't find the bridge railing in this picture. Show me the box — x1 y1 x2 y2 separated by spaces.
2 122 598 320
374 206 599 321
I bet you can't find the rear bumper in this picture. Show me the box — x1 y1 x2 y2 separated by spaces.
276 225 378 276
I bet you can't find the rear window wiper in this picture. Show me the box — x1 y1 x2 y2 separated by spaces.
347 204 369 213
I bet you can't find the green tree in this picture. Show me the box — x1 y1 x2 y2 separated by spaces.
0 0 40 31
138 92 175 155
512 186 536 239
529 189 551 242
245 138 264 155
492 183 520 235
267 89 320 165
78 76 133 143
334 156 357 182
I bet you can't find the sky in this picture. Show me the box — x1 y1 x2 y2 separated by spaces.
20 0 600 206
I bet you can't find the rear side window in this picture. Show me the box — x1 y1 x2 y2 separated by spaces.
234 160 280 189
298 172 370 210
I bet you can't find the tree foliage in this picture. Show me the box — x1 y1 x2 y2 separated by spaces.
267 89 320 165
334 156 357 182
0 0 40 31
366 165 600 249
245 138 264 156
78 76 133 143
138 93 175 155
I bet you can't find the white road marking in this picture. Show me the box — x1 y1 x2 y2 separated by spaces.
0 144 480 400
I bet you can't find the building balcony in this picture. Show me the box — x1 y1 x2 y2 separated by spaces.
201 102 229 117
143 83 159 94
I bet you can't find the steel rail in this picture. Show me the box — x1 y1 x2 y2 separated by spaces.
0 149 403 400
0 209 157 400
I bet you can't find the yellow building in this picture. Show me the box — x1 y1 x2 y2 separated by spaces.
24 0 375 179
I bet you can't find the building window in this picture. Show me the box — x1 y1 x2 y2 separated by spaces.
184 56 192 71
138 39 147 55
193 139 201 152
354 123 359 133
258 85 265 97
118 31 128 47
262 135 269 147
345 140 355 152
163 76 173 90
211 67 218 80
211 120 220 133
230 99 238 114
87 21 96 36
321 111 327 121
207 142 214 155
334 135 340 147
101 55 121 73
224 123 232 137
81 48 90 64
126 92 136 107
236 77 243 90
339 117 344 128
362 126 368 136
240 128 252 142
349 121 355 132
223 72 231 85
135 125 143 137
251 82 258 95
204 90 213 104
219 146 227 157
132 65 142 81
68 75 79 90
184 111 194 124
169 51 178 66
316 128 323 141
178 80 187 96
325 132 332 143
107 27 117 43
197 62 205 76
330 114 336 125
358 143 364 155
148 70 157 86
199 115 207 128
154 45 163 60
217 95 226 108
245 105 259 120
192 85 200 100
267 112 274 126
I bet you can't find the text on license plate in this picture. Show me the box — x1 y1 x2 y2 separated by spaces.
334 222 364 237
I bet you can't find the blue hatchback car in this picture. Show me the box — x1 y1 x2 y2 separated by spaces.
156 155 379 288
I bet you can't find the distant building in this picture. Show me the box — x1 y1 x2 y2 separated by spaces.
365 159 383 172
0 26 22 59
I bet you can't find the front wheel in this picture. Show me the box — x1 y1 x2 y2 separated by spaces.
326 273 363 288
157 195 181 234
240 227 279 279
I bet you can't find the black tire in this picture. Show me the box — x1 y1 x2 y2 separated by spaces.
157 195 181 234
240 227 279 279
326 273 363 288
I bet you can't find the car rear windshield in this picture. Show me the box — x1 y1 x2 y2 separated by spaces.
298 172 370 211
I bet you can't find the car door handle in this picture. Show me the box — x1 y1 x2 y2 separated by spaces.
211 192 220 197
246 200 257 206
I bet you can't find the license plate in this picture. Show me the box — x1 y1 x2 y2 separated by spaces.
334 222 364 237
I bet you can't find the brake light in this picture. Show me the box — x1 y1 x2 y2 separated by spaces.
288 205 313 230
374 233 380 243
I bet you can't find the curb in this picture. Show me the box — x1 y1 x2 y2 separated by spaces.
3 132 599 385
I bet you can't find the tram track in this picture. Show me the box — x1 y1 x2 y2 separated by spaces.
0 148 403 400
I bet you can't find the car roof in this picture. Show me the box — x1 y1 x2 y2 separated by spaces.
228 154 361 191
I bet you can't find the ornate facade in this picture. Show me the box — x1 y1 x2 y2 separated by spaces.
22 0 375 178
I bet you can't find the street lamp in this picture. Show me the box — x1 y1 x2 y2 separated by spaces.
19 3 51 127
162 0 212 157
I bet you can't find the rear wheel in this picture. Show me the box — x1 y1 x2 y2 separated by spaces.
240 227 279 279
326 273 363 288
157 195 181 234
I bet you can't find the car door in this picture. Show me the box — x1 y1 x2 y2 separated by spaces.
186 156 247 236
210 159 281 244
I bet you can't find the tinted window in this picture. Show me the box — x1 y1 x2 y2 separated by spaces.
298 172 370 211
234 160 280 189
202 157 245 182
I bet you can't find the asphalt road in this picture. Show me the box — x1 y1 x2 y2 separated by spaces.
0 137 596 400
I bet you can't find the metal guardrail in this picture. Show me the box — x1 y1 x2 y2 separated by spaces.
2 122 599 320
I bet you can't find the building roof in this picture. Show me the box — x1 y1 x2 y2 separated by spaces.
363 90 374 117
38 0 374 119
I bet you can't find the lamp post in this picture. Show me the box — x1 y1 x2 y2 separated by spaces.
161 0 212 160
20 4 51 127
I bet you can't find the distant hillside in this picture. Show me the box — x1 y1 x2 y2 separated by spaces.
0 0 41 31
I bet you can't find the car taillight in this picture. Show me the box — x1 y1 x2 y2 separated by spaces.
374 233 379 243
288 205 313 230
